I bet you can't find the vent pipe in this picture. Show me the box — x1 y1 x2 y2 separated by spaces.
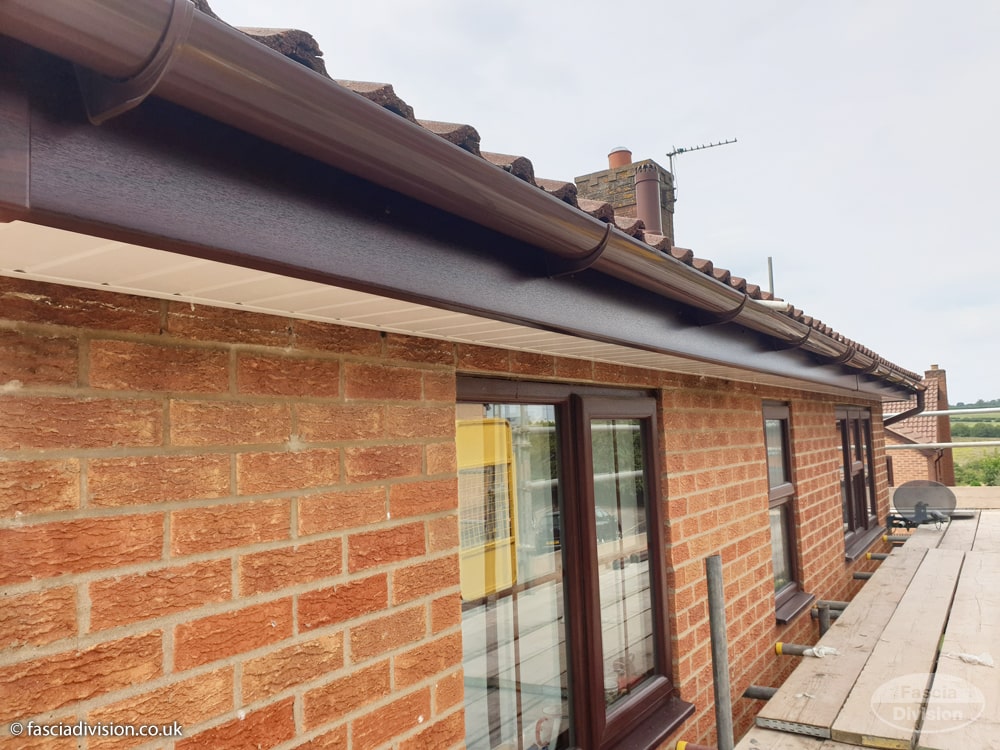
634 163 662 235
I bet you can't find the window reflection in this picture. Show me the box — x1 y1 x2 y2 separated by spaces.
458 404 568 750
591 419 655 710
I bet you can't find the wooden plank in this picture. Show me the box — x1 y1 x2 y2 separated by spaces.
736 726 859 749
936 512 980 552
971 511 1000 553
831 549 965 749
755 548 928 737
918 551 1000 750
902 526 945 549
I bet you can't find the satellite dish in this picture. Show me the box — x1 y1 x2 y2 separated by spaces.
892 480 956 526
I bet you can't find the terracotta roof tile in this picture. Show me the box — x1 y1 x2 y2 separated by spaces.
482 152 536 185
240 28 328 76
886 376 941 445
670 247 694 263
641 233 672 252
416 120 481 155
692 258 713 274
613 215 645 238
536 178 578 206
336 80 415 121
712 267 731 284
577 199 616 223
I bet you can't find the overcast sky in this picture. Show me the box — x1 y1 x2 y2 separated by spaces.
210 0 999 404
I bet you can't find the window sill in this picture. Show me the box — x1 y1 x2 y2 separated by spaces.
595 694 694 750
844 525 886 562
775 590 816 624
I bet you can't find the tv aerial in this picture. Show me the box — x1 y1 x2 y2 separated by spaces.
666 138 737 201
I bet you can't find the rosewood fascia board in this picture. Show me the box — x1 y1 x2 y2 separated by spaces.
0 0 922 392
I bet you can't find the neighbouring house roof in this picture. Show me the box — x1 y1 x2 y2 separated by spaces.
886 375 942 446
0 0 924 401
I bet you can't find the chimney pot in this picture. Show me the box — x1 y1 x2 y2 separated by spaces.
608 147 632 169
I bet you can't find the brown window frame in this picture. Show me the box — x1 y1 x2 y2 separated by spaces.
762 403 814 623
837 407 882 559
457 377 693 750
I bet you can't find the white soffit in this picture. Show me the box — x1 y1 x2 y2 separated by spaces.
1 220 868 399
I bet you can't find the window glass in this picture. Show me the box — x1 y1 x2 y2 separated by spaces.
769 506 793 592
458 403 568 750
591 419 655 710
764 418 788 486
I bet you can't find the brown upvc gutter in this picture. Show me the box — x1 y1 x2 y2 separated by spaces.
0 0 922 392
884 388 926 427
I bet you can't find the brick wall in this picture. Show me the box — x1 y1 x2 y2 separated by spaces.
0 276 891 749
0 277 463 750
885 435 936 486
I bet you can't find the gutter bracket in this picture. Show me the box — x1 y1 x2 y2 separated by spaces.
74 0 194 125
693 294 747 326
546 223 612 278
770 327 811 351
822 346 856 366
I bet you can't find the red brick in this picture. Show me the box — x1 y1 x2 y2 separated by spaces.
89 454 229 507
239 537 343 596
344 363 422 401
351 688 431 750
0 277 161 334
175 696 295 750
87 668 233 750
295 726 349 750
422 371 456 401
554 356 593 381
171 498 289 555
242 633 344 703
510 350 555 376
431 593 462 634
393 557 460 605
298 574 388 631
89 340 227 393
389 478 457 518
292 320 383 356
236 353 340 397
345 444 423 483
0 459 79 515
349 522 426 573
394 633 463 689
433 669 464 713
298 488 386 536
0 631 162 722
385 334 454 365
399 710 465 750
174 598 293 671
169 400 291 446
428 514 460 553
0 514 162 585
386 405 455 438
166 302 292 346
0 586 76 649
236 449 339 495
426 441 457 475
303 661 390 729
0 397 162 450
350 606 426 661
89 559 232 631
297 403 384 442
0 329 77 385
455 344 509 372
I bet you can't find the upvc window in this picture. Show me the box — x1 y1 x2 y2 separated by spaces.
456 379 691 750
837 407 880 558
762 403 813 622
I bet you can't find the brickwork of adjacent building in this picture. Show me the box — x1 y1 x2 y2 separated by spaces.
1 276 890 749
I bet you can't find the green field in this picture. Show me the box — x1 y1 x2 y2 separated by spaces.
953 436 1000 465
